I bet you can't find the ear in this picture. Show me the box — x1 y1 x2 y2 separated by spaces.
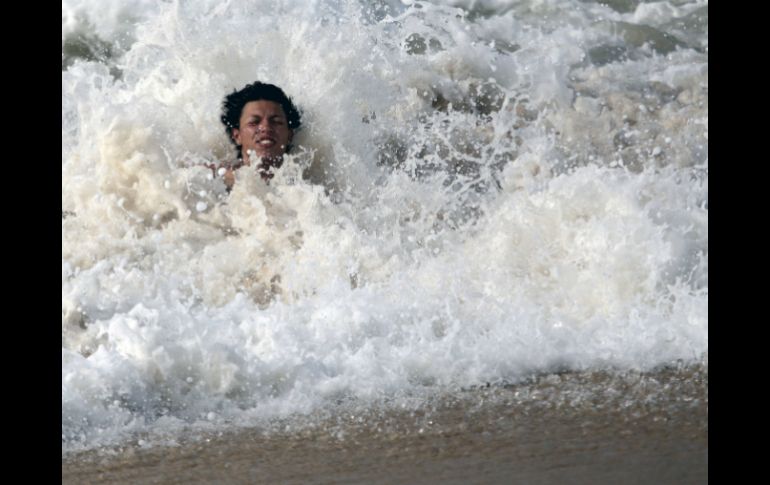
232 128 242 146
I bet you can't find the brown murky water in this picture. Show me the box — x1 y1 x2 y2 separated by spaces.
62 365 707 484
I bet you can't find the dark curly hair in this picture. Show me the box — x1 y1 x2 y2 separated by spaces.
221 82 302 160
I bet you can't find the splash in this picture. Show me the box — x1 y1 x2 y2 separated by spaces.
63 0 707 451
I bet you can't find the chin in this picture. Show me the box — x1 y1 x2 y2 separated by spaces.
253 149 276 158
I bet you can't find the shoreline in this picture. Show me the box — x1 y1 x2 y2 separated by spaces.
63 365 708 484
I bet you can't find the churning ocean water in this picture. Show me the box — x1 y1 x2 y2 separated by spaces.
62 0 707 453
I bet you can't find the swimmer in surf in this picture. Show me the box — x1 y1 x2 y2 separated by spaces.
216 82 302 189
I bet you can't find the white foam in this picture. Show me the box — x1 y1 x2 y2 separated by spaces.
62 0 708 451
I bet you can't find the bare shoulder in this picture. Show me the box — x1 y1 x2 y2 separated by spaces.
207 161 243 191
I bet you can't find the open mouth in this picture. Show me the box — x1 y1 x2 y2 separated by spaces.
257 138 277 147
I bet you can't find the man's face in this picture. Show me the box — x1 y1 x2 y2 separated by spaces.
232 100 293 164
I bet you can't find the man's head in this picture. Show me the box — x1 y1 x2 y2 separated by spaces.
221 82 302 164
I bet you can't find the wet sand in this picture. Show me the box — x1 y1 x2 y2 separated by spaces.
63 365 707 484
